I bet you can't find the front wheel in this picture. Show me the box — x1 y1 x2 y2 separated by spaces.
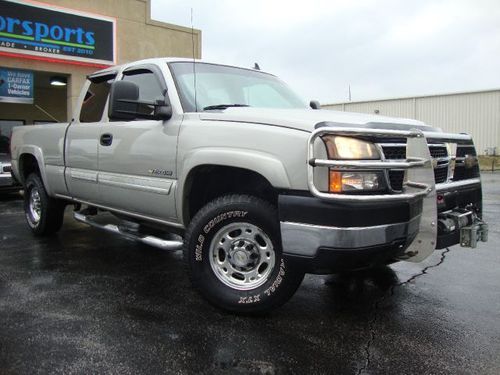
184 194 304 314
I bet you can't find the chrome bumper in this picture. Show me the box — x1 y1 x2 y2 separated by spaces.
281 216 420 257
305 127 484 263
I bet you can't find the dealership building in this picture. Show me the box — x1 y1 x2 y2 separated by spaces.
323 88 500 155
0 0 201 142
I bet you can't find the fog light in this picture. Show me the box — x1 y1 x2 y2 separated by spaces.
329 171 381 192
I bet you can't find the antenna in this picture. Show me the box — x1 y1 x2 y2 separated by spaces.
191 8 198 112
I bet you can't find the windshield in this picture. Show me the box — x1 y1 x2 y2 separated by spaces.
169 62 307 112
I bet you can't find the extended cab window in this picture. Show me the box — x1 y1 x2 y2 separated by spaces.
80 74 116 123
122 70 165 117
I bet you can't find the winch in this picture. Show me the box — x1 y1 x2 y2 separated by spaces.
437 207 488 249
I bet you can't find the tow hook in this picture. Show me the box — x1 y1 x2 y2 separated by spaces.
460 221 488 248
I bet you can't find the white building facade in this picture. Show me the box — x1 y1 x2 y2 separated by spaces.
323 89 500 155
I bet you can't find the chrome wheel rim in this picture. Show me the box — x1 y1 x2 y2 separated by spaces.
209 222 276 290
28 187 42 224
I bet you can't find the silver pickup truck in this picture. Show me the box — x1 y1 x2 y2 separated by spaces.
10 58 488 313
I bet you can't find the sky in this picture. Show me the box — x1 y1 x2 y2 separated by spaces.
151 0 500 104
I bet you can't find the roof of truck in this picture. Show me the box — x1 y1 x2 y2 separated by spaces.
88 58 271 79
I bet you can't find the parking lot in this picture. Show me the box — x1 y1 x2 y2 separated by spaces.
0 173 499 374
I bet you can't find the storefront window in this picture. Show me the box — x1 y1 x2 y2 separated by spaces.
0 120 24 154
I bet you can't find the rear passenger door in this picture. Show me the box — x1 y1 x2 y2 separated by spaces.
96 65 180 224
65 72 115 202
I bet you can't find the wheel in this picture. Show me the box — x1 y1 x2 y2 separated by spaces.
24 173 65 236
184 194 305 314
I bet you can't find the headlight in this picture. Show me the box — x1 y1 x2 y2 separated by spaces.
322 136 380 160
329 171 383 193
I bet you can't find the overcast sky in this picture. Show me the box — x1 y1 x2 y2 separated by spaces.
151 0 500 104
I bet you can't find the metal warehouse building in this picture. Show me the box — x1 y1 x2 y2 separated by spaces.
323 89 500 155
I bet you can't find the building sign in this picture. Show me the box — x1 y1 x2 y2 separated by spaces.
0 0 116 67
0 67 33 103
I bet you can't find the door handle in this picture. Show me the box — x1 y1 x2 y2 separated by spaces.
100 133 113 146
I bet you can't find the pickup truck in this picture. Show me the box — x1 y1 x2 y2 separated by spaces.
10 58 488 313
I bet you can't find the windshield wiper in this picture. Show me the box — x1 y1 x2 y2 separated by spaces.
203 104 250 111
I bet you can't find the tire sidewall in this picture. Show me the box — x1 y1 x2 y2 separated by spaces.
24 174 46 232
187 196 300 312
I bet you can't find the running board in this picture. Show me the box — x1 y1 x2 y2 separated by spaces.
73 212 183 251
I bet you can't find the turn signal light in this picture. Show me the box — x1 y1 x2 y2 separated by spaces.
329 171 382 193
329 171 342 193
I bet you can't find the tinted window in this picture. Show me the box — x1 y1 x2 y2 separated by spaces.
122 70 165 117
80 76 114 123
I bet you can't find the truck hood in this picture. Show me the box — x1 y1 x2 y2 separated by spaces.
199 108 439 133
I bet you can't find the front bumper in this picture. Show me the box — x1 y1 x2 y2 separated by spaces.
279 180 485 273
279 194 420 273
280 126 488 274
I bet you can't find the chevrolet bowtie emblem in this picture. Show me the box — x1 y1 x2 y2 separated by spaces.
464 154 478 169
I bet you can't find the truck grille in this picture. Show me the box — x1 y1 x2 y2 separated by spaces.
381 144 449 191
3 165 12 173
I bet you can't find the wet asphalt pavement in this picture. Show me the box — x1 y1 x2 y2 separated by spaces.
0 174 499 375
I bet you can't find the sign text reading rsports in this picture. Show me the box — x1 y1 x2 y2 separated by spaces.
0 16 95 47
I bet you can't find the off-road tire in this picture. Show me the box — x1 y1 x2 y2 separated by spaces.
184 194 304 314
24 173 65 236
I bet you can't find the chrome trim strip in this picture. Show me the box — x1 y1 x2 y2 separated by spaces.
423 132 472 142
436 178 481 192
378 143 447 147
70 168 98 183
98 172 172 195
281 217 420 257
311 158 426 169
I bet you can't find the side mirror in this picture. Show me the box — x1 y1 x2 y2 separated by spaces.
109 81 173 121
108 80 139 120
154 100 173 120
310 100 321 110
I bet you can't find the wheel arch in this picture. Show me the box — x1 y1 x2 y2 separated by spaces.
17 146 49 191
179 149 291 226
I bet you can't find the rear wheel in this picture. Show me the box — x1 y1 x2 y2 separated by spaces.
24 173 65 236
184 194 304 314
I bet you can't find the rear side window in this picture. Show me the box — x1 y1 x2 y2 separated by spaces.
80 74 115 123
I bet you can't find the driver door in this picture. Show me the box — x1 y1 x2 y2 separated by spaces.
97 65 180 224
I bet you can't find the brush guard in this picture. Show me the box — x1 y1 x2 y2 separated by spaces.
307 127 486 262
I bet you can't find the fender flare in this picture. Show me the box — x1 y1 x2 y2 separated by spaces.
177 148 291 224
17 145 52 195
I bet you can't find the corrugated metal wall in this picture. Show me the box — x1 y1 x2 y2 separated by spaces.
323 90 500 154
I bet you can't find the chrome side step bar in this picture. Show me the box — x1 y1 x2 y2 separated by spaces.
73 212 184 251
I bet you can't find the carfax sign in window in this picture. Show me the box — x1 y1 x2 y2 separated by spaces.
0 67 33 104
0 0 116 67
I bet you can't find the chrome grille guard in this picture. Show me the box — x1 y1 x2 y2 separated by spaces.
307 127 477 262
